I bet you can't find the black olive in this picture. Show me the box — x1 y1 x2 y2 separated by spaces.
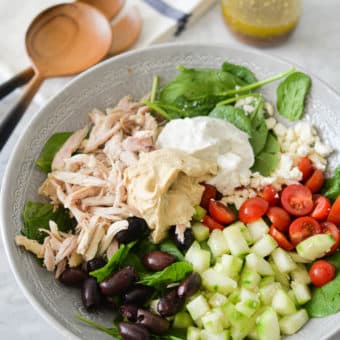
81 278 101 311
123 285 154 305
59 268 88 287
136 309 169 335
169 226 194 251
120 304 138 322
118 322 150 340
86 258 106 273
142 251 176 271
157 288 184 317
177 272 201 299
115 217 148 243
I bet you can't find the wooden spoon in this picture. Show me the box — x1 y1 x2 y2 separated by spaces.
0 2 112 149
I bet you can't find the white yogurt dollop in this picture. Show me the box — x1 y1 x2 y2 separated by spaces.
157 117 254 195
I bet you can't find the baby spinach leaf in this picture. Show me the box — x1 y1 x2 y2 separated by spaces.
322 166 340 202
22 201 74 243
139 262 192 288
252 132 280 176
277 71 311 121
121 252 148 274
209 105 252 135
222 61 257 85
36 132 73 173
159 239 184 261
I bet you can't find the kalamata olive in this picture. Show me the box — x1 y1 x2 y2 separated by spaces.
177 272 202 299
99 266 138 296
115 217 148 244
157 288 184 317
169 227 194 251
124 285 154 305
120 304 138 321
102 295 117 310
59 268 88 287
118 322 150 340
86 258 106 273
81 277 101 311
137 309 169 335
142 251 176 271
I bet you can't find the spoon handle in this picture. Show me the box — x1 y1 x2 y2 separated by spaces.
0 67 35 100
0 73 43 150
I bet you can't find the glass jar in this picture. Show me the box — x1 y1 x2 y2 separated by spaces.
221 0 302 46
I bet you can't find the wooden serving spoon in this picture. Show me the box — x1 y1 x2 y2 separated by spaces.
0 2 112 150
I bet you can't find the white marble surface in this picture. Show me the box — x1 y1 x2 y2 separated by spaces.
1 1 340 339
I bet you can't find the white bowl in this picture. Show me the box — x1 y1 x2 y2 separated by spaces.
1 43 340 339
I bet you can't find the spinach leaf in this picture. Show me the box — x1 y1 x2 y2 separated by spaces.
159 239 184 261
22 201 74 243
134 238 158 258
322 166 340 202
90 242 136 282
277 71 311 121
121 252 148 274
222 61 257 85
36 132 73 173
139 262 193 288
252 132 280 176
209 105 252 135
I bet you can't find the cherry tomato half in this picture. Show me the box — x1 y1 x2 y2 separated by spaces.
208 200 236 225
327 196 340 226
311 195 331 221
263 185 280 206
200 184 217 209
321 222 340 255
266 207 291 232
281 184 313 216
298 157 314 182
305 169 325 194
203 215 224 231
239 197 269 224
269 226 294 251
309 260 335 287
288 216 321 246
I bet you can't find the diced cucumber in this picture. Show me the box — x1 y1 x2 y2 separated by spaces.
192 222 210 241
296 234 335 261
239 223 253 245
269 259 290 289
259 282 281 305
220 254 243 279
272 289 296 315
259 276 275 287
202 268 237 294
192 205 207 222
290 263 311 284
223 225 249 256
208 229 229 257
248 327 259 340
251 235 277 257
291 281 311 305
201 309 225 333
256 307 280 340
186 295 210 321
288 251 311 263
240 268 261 290
149 299 160 315
279 309 309 335
173 311 193 328
288 289 298 306
235 288 260 317
246 254 274 276
200 329 230 340
271 248 296 273
208 292 228 307
185 241 211 273
228 291 240 304
187 326 201 340
247 218 269 242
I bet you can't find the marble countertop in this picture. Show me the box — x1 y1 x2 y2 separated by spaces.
1 1 340 339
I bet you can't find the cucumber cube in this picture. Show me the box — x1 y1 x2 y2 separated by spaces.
201 309 225 333
291 263 311 284
288 251 311 263
269 259 290 289
272 289 296 315
200 329 230 340
239 223 253 245
291 281 311 305
247 218 269 242
246 253 274 276
251 235 277 257
256 307 280 340
235 288 260 317
187 326 201 340
259 282 281 306
271 248 296 273
259 276 275 287
279 309 309 335
220 254 243 278
192 205 207 222
240 268 261 290
202 268 237 294
173 311 193 328
223 225 249 256
192 222 210 241
185 241 211 273
296 234 335 261
186 295 210 321
208 229 229 257
208 292 228 307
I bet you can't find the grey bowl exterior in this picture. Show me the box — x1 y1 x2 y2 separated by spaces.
1 43 340 339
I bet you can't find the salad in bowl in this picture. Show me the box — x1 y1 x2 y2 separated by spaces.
14 59 340 340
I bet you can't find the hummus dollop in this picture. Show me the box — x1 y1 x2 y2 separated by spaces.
124 148 217 243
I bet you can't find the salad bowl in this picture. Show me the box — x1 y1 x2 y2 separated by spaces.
1 43 340 340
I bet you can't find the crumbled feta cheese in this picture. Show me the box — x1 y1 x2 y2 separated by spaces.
314 141 333 157
264 102 274 116
273 123 287 136
243 104 255 113
265 118 276 129
297 145 310 157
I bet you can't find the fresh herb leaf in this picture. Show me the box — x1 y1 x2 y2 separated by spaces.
139 262 192 288
222 61 257 84
22 201 74 243
252 131 280 176
159 240 184 261
36 132 72 173
277 71 311 121
322 166 340 202
90 242 136 282
121 252 148 274
150 75 159 103
134 238 158 258
209 105 252 135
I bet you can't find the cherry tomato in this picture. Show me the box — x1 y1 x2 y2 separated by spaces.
208 200 236 225
309 260 336 287
305 169 325 194
239 197 269 224
298 157 314 182
311 195 331 221
269 226 294 251
200 184 217 209
203 215 224 231
263 185 280 206
281 184 314 216
266 207 291 232
321 222 340 255
288 216 321 246
327 196 340 226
